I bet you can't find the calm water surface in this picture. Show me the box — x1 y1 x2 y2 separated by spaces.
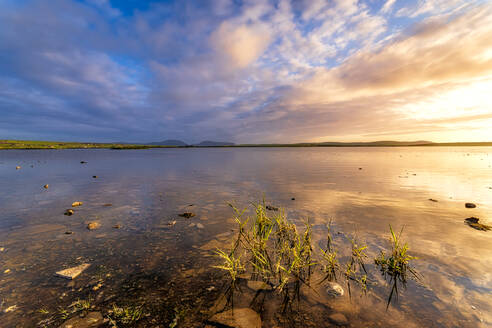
0 147 491 327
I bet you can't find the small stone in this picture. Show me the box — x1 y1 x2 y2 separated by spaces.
103 203 112 207
247 280 272 291
112 224 121 229
64 209 74 216
325 281 344 297
43 184 49 189
465 217 479 223
92 176 98 178
465 203 477 208
80 161 87 164
15 166 21 170
178 212 195 218
87 222 101 230
4 305 18 313
55 263 90 280
71 201 83 207
196 223 205 229
208 308 261 328
0 247 4 252
328 313 348 326
65 231 74 235
358 167 362 170
428 198 438 202
291 197 295 200
4 268 11 274
168 220 177 226
58 311 104 328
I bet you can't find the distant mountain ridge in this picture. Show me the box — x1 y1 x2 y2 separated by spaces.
317 140 433 146
193 140 235 147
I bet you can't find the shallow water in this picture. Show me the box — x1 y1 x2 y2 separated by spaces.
0 147 491 327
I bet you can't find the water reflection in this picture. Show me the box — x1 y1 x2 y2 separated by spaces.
0 147 491 327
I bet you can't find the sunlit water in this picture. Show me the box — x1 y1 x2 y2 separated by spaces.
0 147 491 327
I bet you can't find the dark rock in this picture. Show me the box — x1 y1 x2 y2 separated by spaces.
64 209 74 216
291 197 295 200
465 203 477 208
265 205 278 211
112 224 121 229
465 217 491 231
80 161 87 164
358 167 362 170
58 311 104 328
208 308 261 328
92 176 98 178
428 198 438 202
43 184 49 189
103 203 112 207
65 231 73 235
328 313 348 326
178 212 195 218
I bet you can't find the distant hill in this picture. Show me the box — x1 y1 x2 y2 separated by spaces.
194 141 235 147
147 139 187 146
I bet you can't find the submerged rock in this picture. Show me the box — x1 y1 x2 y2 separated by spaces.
58 311 104 328
325 281 344 297
428 198 438 202
265 205 279 211
64 209 74 216
328 313 348 326
55 263 90 280
465 203 477 208
208 308 261 328
87 222 101 230
71 201 83 207
465 217 491 231
179 212 195 218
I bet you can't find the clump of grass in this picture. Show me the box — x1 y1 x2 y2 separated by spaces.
375 225 419 308
110 304 143 324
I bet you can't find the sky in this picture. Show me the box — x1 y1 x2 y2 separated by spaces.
0 0 491 144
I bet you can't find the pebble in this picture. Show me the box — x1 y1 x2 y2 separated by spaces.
465 203 477 208
71 201 83 207
87 222 101 230
325 281 344 297
43 184 49 189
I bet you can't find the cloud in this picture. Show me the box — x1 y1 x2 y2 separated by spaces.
0 0 490 143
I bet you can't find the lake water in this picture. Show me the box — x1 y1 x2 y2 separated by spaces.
0 147 491 327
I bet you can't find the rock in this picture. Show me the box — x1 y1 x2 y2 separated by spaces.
0 247 4 252
179 212 195 218
465 203 477 208
92 176 97 178
265 205 278 211
328 313 348 326
208 308 261 328
3 305 18 313
43 184 49 189
465 217 491 231
65 231 74 235
64 209 74 216
58 311 104 328
103 203 112 207
55 263 90 280
71 201 83 207
112 224 121 229
291 197 295 200
358 167 362 170
87 222 101 230
15 166 21 170
325 281 344 297
168 220 177 226
196 223 205 229
80 161 87 164
4 268 11 274
247 280 272 291
428 198 438 202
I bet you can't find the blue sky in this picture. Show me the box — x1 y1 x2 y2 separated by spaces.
0 0 491 143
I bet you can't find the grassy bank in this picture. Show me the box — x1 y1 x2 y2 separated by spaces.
0 140 177 150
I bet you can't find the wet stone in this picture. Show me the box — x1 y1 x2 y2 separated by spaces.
328 313 348 326
58 311 104 328
428 198 438 202
15 166 21 170
43 184 49 189
87 222 101 230
55 263 90 280
325 281 344 297
179 212 195 218
208 308 261 328
71 201 83 207
465 203 477 208
64 209 74 216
